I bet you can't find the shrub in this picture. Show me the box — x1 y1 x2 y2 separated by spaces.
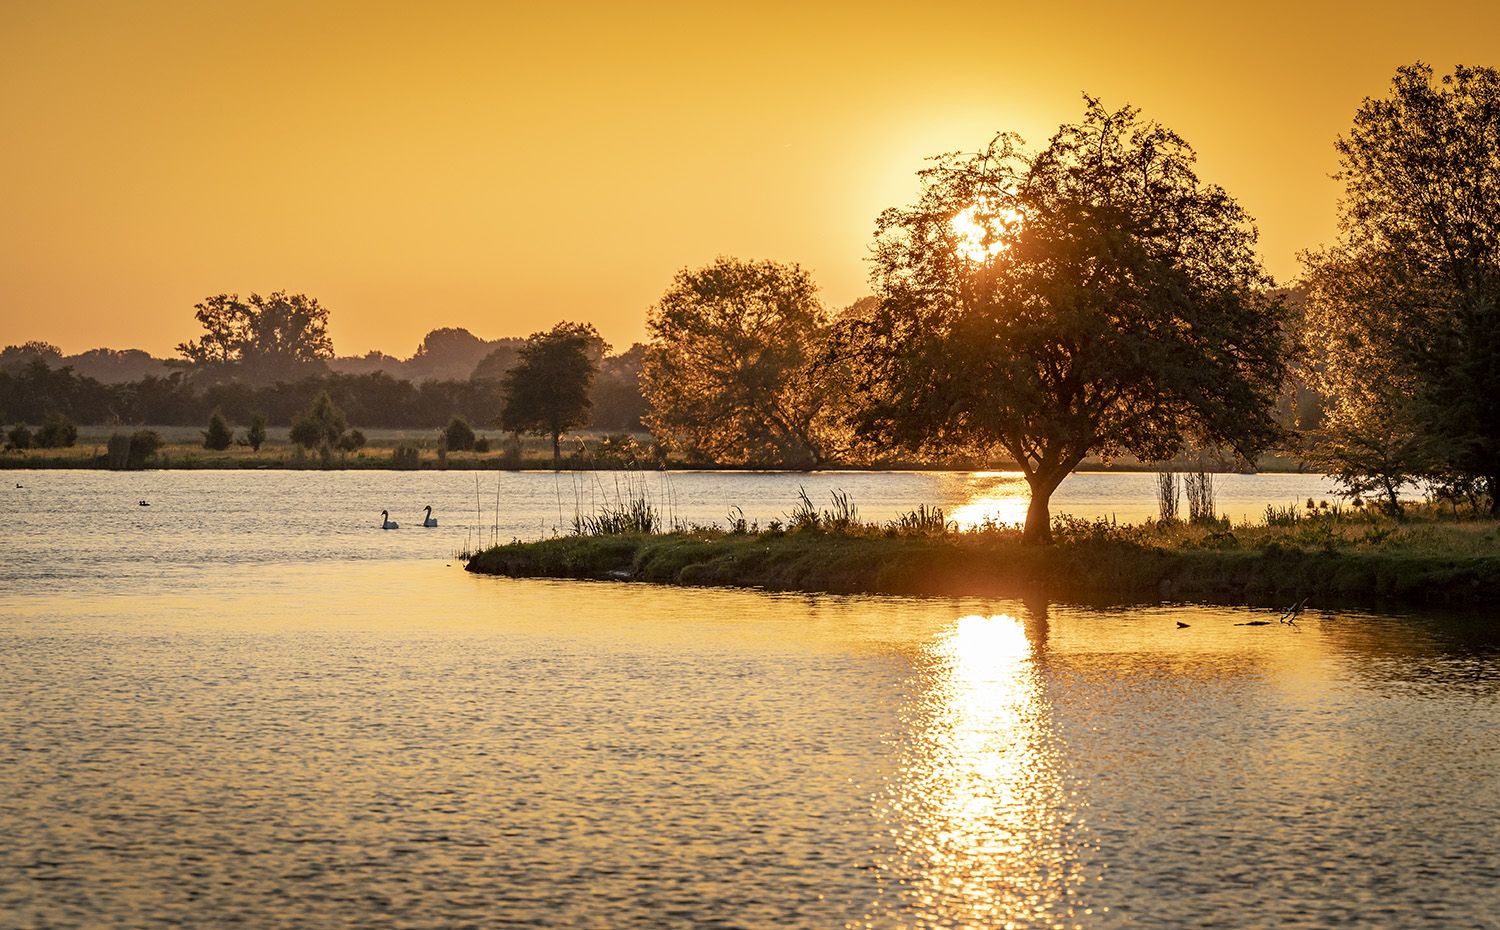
108 429 165 469
34 413 78 448
6 423 31 450
289 391 347 449
241 412 268 452
202 409 234 450
443 416 476 452
391 443 421 470
336 428 366 453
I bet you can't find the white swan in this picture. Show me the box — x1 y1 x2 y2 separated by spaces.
381 509 400 530
423 505 438 527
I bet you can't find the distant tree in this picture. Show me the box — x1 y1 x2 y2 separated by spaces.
174 291 334 383
407 328 490 381
288 391 348 449
500 322 602 468
444 415 477 451
0 342 64 375
241 411 268 451
203 408 234 450
107 429 165 469
470 341 525 382
7 423 32 450
591 343 649 432
336 428 366 453
837 98 1290 543
1302 63 1500 513
642 258 832 467
34 412 78 448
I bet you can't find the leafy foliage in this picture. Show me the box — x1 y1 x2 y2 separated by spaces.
837 98 1290 543
500 322 601 467
1302 63 1500 514
202 408 234 450
288 391 348 449
643 257 833 468
174 291 333 383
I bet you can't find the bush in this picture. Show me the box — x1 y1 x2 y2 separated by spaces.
202 409 234 450
336 428 366 453
241 412 268 452
444 415 476 452
34 413 78 448
391 443 421 470
108 429 165 469
6 423 31 450
289 391 347 449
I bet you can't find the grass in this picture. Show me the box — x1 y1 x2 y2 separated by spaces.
465 491 1500 608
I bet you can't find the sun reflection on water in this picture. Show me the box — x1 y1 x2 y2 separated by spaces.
867 613 1098 929
946 473 1032 531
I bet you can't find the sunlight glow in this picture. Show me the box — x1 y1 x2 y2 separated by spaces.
952 202 1020 263
867 613 1097 927
947 472 1031 530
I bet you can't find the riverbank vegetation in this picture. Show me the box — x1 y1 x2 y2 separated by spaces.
464 491 1500 607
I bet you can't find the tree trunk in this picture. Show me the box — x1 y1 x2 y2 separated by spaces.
1021 465 1074 546
552 431 561 470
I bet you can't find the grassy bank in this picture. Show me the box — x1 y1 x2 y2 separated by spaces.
464 502 1500 607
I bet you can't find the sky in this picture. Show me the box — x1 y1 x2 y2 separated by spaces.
3 0 1498 360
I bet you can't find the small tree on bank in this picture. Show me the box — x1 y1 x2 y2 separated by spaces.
499 322 601 468
203 408 234 450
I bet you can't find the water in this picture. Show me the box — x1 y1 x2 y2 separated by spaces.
3 470 1497 928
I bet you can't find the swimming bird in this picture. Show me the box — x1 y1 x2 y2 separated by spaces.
381 510 400 530
423 505 438 527
1176 621 1190 628
139 500 149 506
1281 597 1308 624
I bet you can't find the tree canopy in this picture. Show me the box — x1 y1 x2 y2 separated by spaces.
1303 63 1500 514
642 257 833 468
174 291 333 383
837 98 1290 543
499 322 602 467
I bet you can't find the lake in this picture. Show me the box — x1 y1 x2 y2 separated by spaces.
3 470 1497 928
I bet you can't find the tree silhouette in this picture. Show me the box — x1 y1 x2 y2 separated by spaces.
643 257 832 468
175 292 333 383
1303 63 1500 514
838 98 1290 543
499 322 601 468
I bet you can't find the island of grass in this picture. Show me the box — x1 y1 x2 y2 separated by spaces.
464 497 1500 608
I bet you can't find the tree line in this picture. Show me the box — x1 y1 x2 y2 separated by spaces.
5 62 1496 541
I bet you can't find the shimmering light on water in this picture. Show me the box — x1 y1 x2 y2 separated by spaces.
947 473 1033 529
3 472 1496 928
867 614 1098 928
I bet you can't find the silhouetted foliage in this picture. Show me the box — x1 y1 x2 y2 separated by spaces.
391 443 421 470
591 343 648 432
1302 63 1500 514
107 429 164 469
203 409 234 450
336 428 366 453
837 98 1290 543
444 415 477 451
174 291 334 384
33 412 78 448
242 412 268 451
288 391 349 449
7 423 32 450
500 322 601 467
643 258 833 467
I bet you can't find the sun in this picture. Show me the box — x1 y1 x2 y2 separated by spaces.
952 202 1021 263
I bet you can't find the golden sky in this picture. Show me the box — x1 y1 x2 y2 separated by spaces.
3 0 1497 359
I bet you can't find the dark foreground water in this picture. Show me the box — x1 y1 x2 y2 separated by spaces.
2 472 1496 928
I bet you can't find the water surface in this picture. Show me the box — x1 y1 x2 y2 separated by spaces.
2 472 1495 928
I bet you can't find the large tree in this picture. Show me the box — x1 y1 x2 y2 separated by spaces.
838 98 1290 543
1302 63 1500 513
499 322 602 467
175 291 333 383
642 257 832 468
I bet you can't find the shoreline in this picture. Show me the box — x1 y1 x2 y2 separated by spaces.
462 529 1500 609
